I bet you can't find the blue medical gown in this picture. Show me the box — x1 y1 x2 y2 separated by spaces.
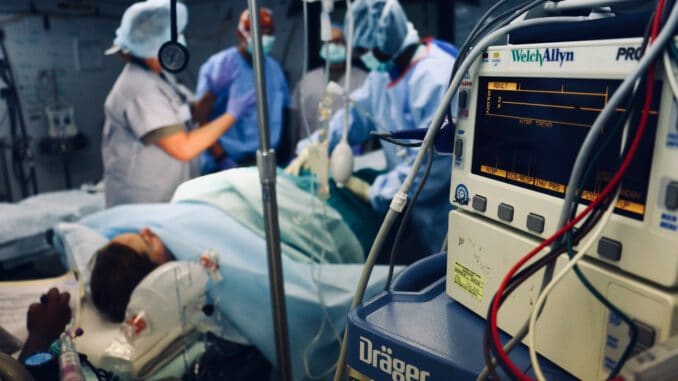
78 202 390 380
197 47 290 169
327 42 456 253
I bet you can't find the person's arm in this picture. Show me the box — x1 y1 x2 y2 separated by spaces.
19 288 71 362
154 112 238 162
142 87 255 162
191 91 216 126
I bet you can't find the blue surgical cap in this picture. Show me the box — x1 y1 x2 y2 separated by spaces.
111 0 188 58
346 0 376 50
373 0 419 58
347 0 419 58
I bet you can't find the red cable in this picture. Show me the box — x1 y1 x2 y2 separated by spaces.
488 1 665 378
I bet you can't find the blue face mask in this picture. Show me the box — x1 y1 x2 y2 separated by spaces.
360 51 393 73
247 35 276 55
320 43 347 64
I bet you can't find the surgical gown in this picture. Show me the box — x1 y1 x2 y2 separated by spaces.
197 47 290 170
327 41 456 253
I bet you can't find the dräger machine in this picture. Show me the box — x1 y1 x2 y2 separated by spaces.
448 36 678 380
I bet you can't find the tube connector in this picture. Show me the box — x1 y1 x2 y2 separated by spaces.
389 191 408 213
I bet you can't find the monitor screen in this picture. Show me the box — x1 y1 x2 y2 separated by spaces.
471 76 661 220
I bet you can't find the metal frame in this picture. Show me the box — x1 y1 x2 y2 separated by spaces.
247 0 293 379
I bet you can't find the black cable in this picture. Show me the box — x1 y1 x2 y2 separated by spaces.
483 58 648 377
485 83 639 376
377 135 422 148
383 145 434 290
482 197 610 378
482 4 666 375
370 131 424 147
81 354 121 381
446 0 551 126
558 6 672 372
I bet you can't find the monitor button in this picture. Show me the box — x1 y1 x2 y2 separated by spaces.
597 237 622 261
472 195 487 212
526 213 545 233
498 203 514 222
665 181 678 210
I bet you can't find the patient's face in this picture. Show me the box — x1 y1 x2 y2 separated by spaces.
112 228 171 266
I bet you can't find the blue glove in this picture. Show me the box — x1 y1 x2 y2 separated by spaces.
226 90 256 120
205 57 239 95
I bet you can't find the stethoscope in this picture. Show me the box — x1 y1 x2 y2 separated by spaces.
158 0 189 73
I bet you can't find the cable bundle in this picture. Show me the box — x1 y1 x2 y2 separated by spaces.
483 1 678 380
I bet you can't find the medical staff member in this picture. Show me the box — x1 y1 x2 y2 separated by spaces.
196 8 291 173
102 0 255 208
290 24 368 145
294 0 457 253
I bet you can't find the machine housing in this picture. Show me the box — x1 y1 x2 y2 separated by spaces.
447 37 678 380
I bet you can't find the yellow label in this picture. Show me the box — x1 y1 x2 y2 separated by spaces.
507 171 535 186
453 262 484 301
480 165 507 178
488 81 518 91
535 178 566 194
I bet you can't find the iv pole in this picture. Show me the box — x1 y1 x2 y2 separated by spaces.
247 0 293 380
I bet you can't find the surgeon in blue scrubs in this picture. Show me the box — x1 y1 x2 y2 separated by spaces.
196 7 291 173
293 0 457 254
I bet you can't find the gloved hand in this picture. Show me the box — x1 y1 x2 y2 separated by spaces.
205 58 239 95
345 176 371 203
226 90 256 120
284 145 310 176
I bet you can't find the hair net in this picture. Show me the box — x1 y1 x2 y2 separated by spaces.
111 0 188 58
373 0 419 58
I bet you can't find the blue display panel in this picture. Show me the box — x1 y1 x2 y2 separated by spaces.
471 76 660 220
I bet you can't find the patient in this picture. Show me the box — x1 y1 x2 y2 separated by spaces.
90 228 171 322
88 167 388 322
73 168 401 378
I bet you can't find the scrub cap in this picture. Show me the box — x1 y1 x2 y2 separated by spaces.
107 0 188 58
238 7 275 38
347 0 419 58
346 0 377 50
372 0 419 58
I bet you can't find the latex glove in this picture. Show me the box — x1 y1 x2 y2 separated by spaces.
345 176 371 203
206 59 239 95
284 145 311 176
226 90 256 120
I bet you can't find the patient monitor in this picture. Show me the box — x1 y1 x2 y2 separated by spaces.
100 261 211 378
446 37 678 380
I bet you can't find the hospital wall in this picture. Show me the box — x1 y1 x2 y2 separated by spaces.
0 0 493 201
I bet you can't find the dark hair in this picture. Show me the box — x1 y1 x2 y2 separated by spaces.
90 242 156 322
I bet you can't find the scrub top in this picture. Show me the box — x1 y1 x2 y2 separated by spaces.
196 47 290 168
102 62 199 208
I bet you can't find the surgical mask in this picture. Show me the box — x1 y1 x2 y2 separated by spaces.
247 35 276 55
320 43 346 64
360 51 394 73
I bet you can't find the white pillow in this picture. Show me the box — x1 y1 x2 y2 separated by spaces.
52 222 108 286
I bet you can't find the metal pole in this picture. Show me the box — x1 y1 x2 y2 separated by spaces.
246 1 293 380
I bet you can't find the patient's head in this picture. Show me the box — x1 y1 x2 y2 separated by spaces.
90 228 172 322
